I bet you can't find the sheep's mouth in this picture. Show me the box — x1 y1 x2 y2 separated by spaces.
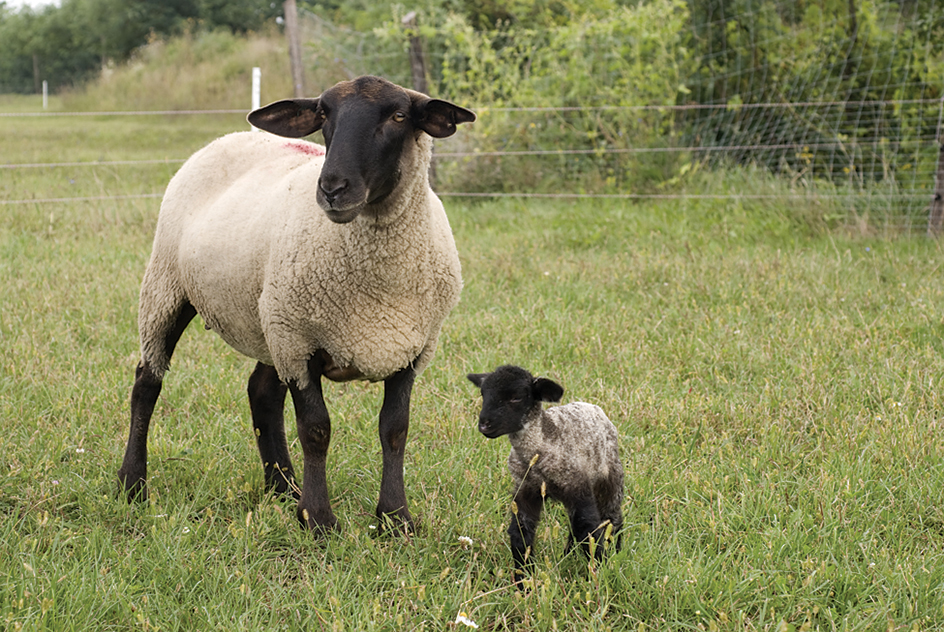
478 422 502 439
322 207 361 224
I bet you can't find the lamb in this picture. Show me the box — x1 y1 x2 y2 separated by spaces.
117 75 475 535
467 365 624 584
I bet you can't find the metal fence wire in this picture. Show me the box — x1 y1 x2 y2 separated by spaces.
2 1 943 234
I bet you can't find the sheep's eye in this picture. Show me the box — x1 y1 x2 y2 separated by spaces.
392 111 407 123
509 398 522 405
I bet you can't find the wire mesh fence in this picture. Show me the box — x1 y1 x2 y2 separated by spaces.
2 1 942 234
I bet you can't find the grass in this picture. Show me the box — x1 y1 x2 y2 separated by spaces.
4 94 944 631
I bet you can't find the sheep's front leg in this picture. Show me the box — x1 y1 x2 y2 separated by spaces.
288 358 338 534
376 366 416 534
508 484 543 587
247 362 298 499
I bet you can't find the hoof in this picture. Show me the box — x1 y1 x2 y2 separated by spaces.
118 473 148 503
375 510 416 538
266 472 301 501
297 506 339 536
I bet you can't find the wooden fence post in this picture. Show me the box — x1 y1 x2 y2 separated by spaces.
401 11 427 95
402 11 435 184
929 142 944 236
284 0 305 98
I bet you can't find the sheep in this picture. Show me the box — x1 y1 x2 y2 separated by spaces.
467 365 624 584
117 75 475 535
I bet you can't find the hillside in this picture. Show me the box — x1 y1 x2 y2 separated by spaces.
61 28 296 112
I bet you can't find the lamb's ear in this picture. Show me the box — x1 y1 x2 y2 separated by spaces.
412 95 476 138
247 98 324 138
532 377 564 403
467 373 489 389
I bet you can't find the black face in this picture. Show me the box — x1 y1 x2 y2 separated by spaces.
467 365 564 439
315 81 413 221
247 76 476 225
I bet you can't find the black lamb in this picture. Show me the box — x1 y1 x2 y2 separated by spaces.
467 365 624 585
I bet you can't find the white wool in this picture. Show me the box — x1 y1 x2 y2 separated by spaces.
139 130 462 387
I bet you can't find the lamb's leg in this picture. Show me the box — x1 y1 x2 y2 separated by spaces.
508 485 543 588
567 498 607 561
247 362 297 499
118 302 196 502
376 366 416 534
288 356 337 533
598 492 624 554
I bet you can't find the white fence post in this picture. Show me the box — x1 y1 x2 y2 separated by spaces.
251 67 261 130
42 80 48 110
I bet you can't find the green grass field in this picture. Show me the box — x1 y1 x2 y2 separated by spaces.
3 95 944 631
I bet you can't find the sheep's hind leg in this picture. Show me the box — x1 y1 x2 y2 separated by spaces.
376 366 416 535
118 302 196 502
247 362 298 499
567 499 607 561
288 355 338 534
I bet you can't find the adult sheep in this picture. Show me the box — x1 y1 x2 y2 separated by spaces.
117 75 475 535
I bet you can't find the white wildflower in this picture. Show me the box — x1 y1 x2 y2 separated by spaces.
455 612 479 629
458 536 473 549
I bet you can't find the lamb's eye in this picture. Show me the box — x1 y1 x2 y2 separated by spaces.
392 111 407 123
509 398 522 405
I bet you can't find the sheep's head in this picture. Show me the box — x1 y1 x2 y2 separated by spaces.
467 365 564 439
247 75 476 224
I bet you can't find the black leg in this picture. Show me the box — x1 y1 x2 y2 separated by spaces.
508 484 543 588
376 366 416 533
288 356 337 534
117 303 196 502
568 499 606 561
247 362 297 498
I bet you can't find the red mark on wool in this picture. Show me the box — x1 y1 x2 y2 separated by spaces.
284 142 325 157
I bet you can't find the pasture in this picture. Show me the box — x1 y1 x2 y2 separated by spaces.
3 98 944 630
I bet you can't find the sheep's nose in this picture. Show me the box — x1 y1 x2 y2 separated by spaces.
319 177 348 203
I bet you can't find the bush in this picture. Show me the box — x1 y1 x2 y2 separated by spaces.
378 0 696 194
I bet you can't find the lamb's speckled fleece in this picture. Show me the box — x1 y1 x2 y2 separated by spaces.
508 402 623 517
138 130 462 388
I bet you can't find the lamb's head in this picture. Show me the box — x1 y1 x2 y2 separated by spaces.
467 365 564 439
247 75 476 223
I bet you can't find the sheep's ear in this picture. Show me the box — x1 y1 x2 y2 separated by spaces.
532 378 563 403
247 98 324 138
467 372 489 389
412 95 476 138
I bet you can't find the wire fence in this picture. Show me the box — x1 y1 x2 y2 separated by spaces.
2 0 943 233
2 99 942 235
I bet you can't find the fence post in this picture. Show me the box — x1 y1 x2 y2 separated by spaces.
42 80 48 110
284 0 305 98
928 142 944 236
402 11 435 184
250 67 261 131
401 11 427 95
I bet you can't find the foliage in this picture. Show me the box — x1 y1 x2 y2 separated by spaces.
681 0 944 191
60 27 297 111
377 0 696 194
0 0 280 93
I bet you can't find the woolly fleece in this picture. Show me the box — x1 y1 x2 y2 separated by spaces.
509 402 622 501
138 130 462 387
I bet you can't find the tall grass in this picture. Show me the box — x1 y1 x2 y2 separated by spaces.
3 100 944 629
60 28 297 112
